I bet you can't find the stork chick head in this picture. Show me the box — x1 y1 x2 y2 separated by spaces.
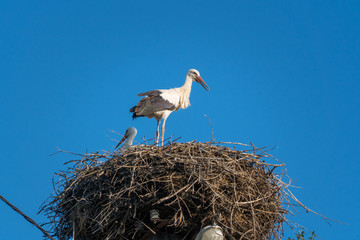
125 127 137 138
116 127 137 148
187 69 210 91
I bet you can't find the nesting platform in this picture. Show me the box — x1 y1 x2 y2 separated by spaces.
41 142 290 240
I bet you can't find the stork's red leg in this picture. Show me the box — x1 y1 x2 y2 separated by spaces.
156 119 160 146
161 118 167 147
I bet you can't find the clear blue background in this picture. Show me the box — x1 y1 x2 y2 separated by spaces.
1 1 359 239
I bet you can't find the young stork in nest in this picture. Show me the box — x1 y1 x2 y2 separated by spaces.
115 127 137 151
130 69 209 146
195 225 224 240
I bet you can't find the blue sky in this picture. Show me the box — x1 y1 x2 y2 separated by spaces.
0 1 359 239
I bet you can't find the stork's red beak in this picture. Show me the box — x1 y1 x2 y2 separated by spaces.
116 135 128 149
195 76 210 91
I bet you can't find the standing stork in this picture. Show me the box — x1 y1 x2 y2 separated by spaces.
130 69 209 146
115 127 137 151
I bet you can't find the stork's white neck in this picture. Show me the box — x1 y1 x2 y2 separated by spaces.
126 134 136 145
120 134 136 150
176 75 193 109
182 75 193 90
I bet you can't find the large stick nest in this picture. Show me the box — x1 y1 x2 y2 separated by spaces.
41 142 292 240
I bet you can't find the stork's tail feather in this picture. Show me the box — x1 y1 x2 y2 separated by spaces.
132 113 138 120
130 106 142 120
130 106 136 112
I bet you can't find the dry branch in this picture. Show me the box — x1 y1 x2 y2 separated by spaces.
0 194 55 240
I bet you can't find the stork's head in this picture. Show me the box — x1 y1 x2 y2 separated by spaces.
125 127 137 137
116 127 137 148
187 69 210 91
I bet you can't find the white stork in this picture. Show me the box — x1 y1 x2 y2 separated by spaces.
130 69 209 146
115 127 137 151
195 225 224 240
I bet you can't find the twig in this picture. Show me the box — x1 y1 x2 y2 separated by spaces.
204 114 214 141
210 141 249 146
0 194 55 240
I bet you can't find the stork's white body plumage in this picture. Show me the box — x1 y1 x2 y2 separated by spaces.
130 69 209 145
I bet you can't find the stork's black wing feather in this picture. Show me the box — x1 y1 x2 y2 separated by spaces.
130 90 177 119
137 90 162 97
